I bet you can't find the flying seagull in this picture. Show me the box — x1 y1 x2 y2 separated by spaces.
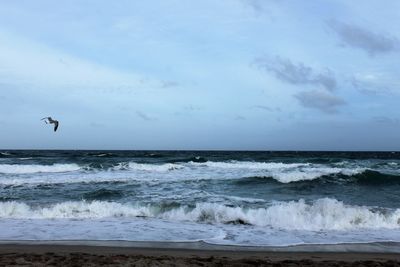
41 117 59 132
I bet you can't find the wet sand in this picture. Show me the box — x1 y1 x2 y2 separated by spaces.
0 242 399 266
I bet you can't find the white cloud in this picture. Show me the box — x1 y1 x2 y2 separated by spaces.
351 71 400 95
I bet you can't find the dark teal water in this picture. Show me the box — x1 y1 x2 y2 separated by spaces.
1 150 400 246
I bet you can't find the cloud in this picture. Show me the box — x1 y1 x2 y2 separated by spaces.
184 105 203 111
328 20 400 56
350 72 400 95
234 115 246 121
253 56 345 113
372 116 400 124
136 111 156 121
253 105 281 112
254 56 337 91
242 0 279 13
243 0 266 12
351 76 381 95
294 90 346 114
161 81 179 88
174 105 203 116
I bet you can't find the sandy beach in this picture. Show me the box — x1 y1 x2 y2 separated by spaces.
0 242 399 266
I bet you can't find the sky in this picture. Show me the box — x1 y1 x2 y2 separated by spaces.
0 0 399 150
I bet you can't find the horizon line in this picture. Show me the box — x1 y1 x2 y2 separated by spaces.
1 148 399 153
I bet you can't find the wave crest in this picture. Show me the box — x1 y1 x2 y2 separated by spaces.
269 167 365 183
1 160 397 185
192 161 309 169
1 199 399 231
0 164 81 174
125 162 184 171
192 161 365 183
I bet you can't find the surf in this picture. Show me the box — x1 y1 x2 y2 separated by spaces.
1 198 399 231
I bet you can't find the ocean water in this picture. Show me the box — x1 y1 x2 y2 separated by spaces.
1 150 400 246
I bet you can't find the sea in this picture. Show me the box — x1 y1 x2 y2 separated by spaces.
1 150 400 247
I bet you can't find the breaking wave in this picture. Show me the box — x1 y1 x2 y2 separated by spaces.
0 160 399 186
192 161 309 169
266 167 365 183
1 198 399 231
125 162 184 171
0 164 81 174
116 161 366 183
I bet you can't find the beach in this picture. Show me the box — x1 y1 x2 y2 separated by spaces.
2 0 400 263
1 242 400 266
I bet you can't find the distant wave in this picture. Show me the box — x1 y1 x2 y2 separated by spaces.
1 198 399 231
189 161 367 183
192 161 310 169
351 170 400 185
268 166 364 183
168 156 208 163
123 162 185 171
0 161 398 185
0 152 13 158
85 152 117 158
237 170 400 185
0 164 81 174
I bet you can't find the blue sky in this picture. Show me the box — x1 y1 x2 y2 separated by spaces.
0 0 399 150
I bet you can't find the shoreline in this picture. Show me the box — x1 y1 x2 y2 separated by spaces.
1 240 400 253
0 242 399 266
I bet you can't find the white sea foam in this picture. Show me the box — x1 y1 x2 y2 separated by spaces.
218 195 267 203
191 161 309 169
0 161 368 185
126 162 184 171
191 161 365 183
269 167 365 183
0 201 154 219
0 164 81 174
1 199 399 231
161 199 400 230
95 153 110 157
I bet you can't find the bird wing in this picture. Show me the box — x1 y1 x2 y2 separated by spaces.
53 121 59 132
